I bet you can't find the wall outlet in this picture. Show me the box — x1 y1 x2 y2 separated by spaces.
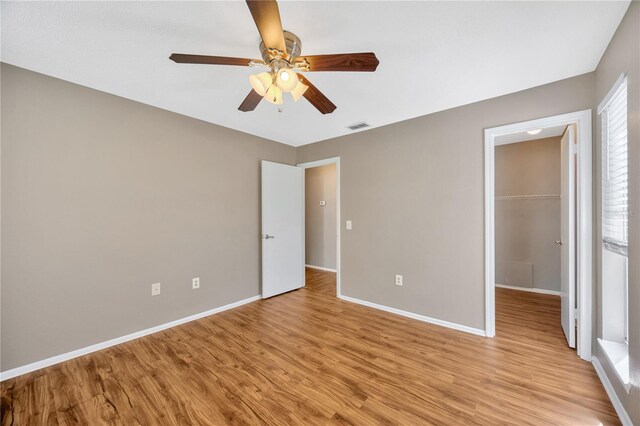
151 282 161 296
346 220 352 230
320 200 326 206
192 277 200 289
395 275 403 286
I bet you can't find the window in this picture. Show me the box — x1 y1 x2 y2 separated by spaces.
600 75 629 345
598 74 629 390
602 77 628 256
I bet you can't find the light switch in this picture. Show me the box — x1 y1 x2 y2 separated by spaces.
346 220 352 230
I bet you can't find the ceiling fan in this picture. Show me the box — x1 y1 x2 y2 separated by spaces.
169 0 379 114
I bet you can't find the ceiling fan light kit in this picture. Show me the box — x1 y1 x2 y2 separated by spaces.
249 72 273 96
265 85 283 105
170 0 379 114
275 68 298 93
290 81 309 102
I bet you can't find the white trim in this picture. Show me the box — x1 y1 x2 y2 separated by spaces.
592 357 633 426
495 284 561 296
0 295 261 381
484 110 593 361
297 157 341 298
305 264 337 273
485 131 496 337
598 339 631 393
339 295 486 337
598 73 627 114
297 157 340 169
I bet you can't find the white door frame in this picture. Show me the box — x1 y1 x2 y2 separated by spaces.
297 157 341 297
484 110 592 361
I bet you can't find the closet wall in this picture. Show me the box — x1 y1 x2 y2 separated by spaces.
495 136 562 292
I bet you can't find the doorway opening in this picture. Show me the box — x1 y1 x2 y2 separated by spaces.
493 129 572 353
484 110 593 361
298 157 341 298
260 158 340 300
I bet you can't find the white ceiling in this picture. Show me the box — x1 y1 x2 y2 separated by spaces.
496 124 567 145
1 1 630 147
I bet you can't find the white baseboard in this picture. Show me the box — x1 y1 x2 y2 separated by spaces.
0 295 261 382
338 295 486 337
495 283 561 296
592 357 633 426
305 264 337 273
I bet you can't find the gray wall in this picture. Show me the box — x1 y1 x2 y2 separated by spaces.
495 137 561 292
305 165 337 270
0 63 296 371
594 2 640 423
297 73 595 331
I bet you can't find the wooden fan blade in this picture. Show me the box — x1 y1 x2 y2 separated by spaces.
298 75 337 114
298 53 379 72
170 54 254 66
246 0 286 53
238 90 263 112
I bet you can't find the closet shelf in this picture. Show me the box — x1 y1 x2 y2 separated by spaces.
495 194 560 200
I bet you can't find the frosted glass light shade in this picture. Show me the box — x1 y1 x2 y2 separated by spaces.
276 69 299 92
249 72 273 96
290 81 308 102
264 85 283 105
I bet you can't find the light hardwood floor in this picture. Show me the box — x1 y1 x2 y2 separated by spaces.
1 269 619 425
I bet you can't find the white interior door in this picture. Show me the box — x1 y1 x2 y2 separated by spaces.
261 161 304 299
560 125 576 348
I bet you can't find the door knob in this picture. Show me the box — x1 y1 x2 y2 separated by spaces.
555 240 562 245
263 234 275 239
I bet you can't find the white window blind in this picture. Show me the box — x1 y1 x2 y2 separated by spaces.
601 77 628 256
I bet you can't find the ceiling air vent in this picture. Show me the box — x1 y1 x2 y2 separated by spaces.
347 122 370 131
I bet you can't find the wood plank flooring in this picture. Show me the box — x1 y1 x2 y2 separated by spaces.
1 269 619 425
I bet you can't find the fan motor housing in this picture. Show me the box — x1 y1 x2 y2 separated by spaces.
260 31 302 64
